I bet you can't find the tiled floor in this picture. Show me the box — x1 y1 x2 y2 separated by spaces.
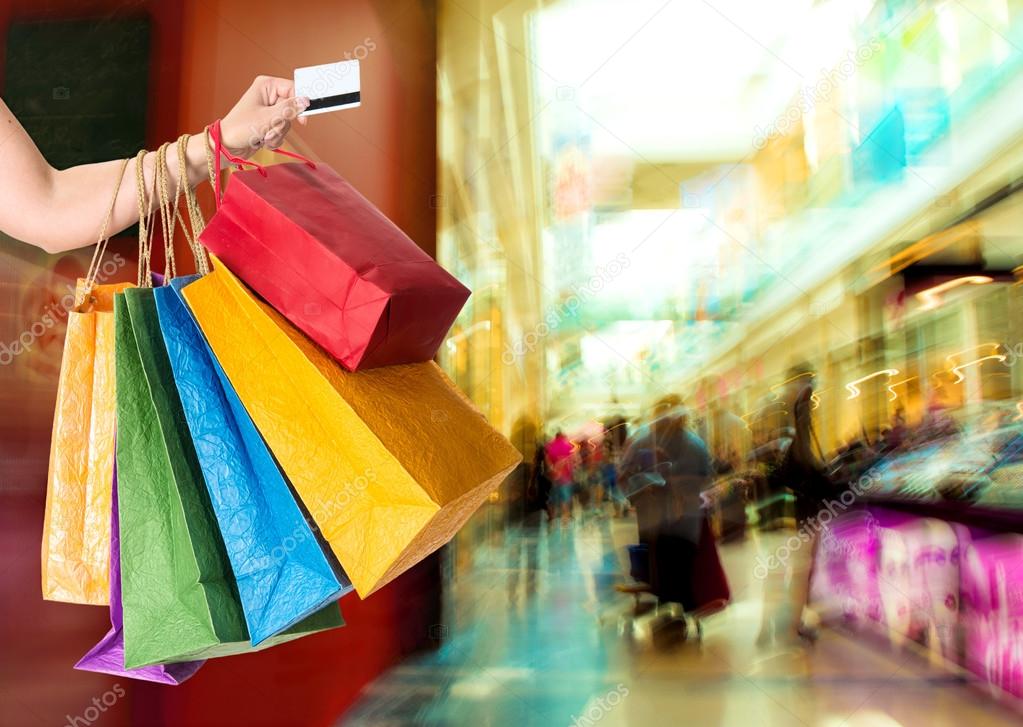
341 513 1021 727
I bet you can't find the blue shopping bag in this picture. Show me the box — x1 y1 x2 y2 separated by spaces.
154 276 351 645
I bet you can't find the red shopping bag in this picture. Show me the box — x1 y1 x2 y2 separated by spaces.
199 122 469 371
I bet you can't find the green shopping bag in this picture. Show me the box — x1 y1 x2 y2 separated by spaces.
114 143 342 669
115 287 342 669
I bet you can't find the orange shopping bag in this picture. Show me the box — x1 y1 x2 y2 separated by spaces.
41 159 132 604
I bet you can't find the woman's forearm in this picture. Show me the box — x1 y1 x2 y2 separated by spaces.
2 115 211 255
44 134 210 254
1 76 308 255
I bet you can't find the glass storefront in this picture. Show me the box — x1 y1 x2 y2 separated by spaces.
436 0 1023 553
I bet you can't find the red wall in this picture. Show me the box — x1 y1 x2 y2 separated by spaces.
177 0 438 256
0 3 440 726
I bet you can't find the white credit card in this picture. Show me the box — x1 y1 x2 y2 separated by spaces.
294 59 361 116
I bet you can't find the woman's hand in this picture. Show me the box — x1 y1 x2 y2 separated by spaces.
219 76 310 157
0 75 313 253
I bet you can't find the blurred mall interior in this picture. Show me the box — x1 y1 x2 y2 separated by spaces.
1 0 1023 725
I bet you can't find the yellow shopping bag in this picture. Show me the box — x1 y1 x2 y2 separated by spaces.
182 256 520 596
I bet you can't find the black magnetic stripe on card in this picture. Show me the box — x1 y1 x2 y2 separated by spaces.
306 91 361 111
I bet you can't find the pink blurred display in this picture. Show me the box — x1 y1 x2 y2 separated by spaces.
962 536 1023 699
814 508 1023 705
811 511 882 625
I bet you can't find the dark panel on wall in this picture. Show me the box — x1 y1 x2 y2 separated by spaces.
4 18 149 166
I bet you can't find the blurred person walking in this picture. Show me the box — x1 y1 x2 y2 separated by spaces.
577 437 605 513
620 395 729 615
707 391 753 542
603 415 632 517
601 439 629 517
545 431 577 525
529 440 555 522
757 363 832 646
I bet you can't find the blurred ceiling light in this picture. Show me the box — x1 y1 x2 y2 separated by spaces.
915 276 993 310
946 342 1002 362
534 0 844 160
845 369 899 399
886 376 917 402
950 354 1006 383
769 370 815 396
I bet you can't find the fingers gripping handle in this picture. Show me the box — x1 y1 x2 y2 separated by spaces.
207 119 317 209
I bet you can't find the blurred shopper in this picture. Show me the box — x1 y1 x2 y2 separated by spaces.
881 408 908 452
603 415 632 516
605 414 629 454
529 440 555 522
574 438 595 511
758 363 832 646
750 425 794 531
545 431 577 524
707 396 753 542
601 439 629 517
577 437 606 513
620 395 729 613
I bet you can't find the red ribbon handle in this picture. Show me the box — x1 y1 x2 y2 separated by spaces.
208 119 318 209
270 147 317 169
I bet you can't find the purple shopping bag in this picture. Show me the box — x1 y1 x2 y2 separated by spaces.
75 469 204 684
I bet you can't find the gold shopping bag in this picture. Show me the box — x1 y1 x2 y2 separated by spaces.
182 256 520 596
